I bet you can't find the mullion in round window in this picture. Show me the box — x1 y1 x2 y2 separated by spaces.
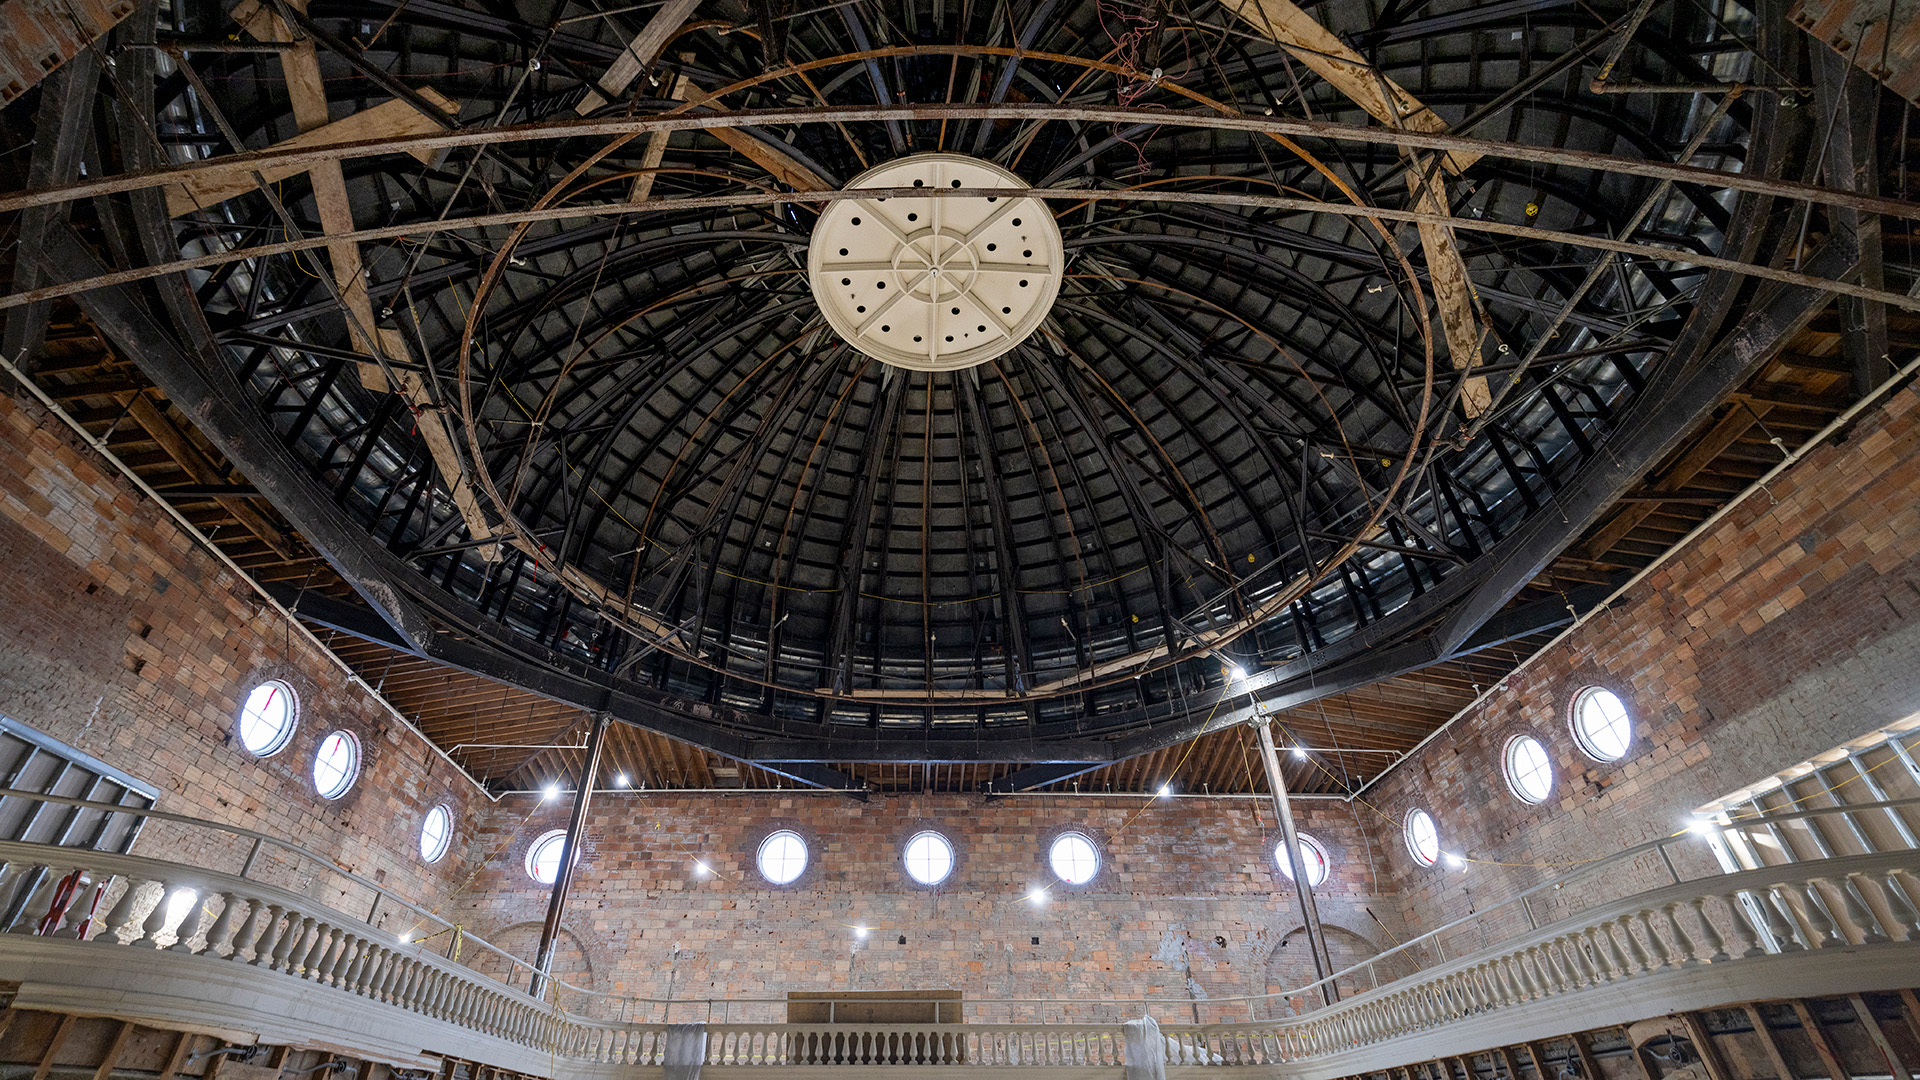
1504 735 1554 804
1404 810 1440 867
237 681 297 757
903 831 955 886
526 829 569 884
312 730 361 799
1572 687 1633 761
1275 833 1330 887
1048 833 1099 885
420 805 452 863
758 830 808 884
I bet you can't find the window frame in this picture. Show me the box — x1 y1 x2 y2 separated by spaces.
1570 686 1634 762
1274 832 1331 887
902 829 956 887
1503 733 1555 804
310 729 362 800
1404 809 1440 867
237 680 299 758
419 804 453 863
525 828 569 884
1047 831 1101 886
756 829 810 885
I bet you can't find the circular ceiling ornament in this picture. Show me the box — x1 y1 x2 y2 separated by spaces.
808 153 1063 371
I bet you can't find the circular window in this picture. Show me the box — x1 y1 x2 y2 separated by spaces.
525 829 569 884
1048 832 1100 885
1571 687 1633 761
237 681 297 757
1275 833 1330 887
311 730 361 800
1405 809 1440 867
903 831 955 886
1504 735 1554 804
757 830 809 884
419 805 452 863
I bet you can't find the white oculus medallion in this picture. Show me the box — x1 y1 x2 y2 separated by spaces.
808 152 1063 372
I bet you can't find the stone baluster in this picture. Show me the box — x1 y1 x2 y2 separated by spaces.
136 882 182 947
93 877 145 946
1568 933 1601 985
1636 910 1674 968
1881 872 1920 940
167 891 212 953
1719 894 1764 957
326 933 360 986
1835 876 1888 944
15 867 72 935
43 872 94 939
377 952 405 1002
1689 897 1730 962
1661 903 1700 965
297 922 331 977
273 915 312 972
1593 923 1629 979
1798 883 1844 947
1762 889 1804 950
1617 915 1655 973
248 905 287 966
197 894 244 957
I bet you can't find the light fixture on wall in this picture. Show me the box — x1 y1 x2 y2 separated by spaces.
1443 853 1465 869
542 783 560 801
1157 783 1172 798
1291 746 1307 760
614 773 630 788
694 861 711 878
854 925 869 939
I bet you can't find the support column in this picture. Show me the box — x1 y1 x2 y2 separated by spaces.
531 711 610 1001
1252 715 1339 1004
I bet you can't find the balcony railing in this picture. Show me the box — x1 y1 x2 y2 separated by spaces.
0 791 1915 1075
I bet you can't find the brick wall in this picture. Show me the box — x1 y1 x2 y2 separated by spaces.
1363 385 1920 941
0 390 480 923
459 791 1402 1020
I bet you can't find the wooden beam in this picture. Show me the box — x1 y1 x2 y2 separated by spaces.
1848 995 1913 1080
156 1033 196 1080
1570 1033 1603 1080
1578 402 1774 561
125 393 295 560
226 0 496 558
31 1015 75 1080
90 1021 133 1080
1216 0 1488 414
164 97 451 217
574 0 701 114
1683 1011 1734 1080
1791 1000 1853 1080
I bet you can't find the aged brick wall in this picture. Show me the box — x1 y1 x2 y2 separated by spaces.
0 391 480 924
1362 385 1920 942
459 791 1402 1020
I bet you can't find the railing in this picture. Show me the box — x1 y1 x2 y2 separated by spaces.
0 795 1916 1073
0 786 556 995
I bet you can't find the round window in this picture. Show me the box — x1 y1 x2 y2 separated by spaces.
1504 734 1554 804
1048 832 1099 885
757 830 809 884
419 804 452 863
237 681 297 757
1572 687 1633 761
903 830 955 886
1405 809 1440 867
1275 833 1330 887
525 829 569 884
311 730 361 800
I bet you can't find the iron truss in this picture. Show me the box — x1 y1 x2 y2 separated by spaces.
4 0 1900 784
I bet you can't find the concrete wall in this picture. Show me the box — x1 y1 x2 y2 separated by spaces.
1362 385 1920 941
0 391 482 921
458 790 1400 1020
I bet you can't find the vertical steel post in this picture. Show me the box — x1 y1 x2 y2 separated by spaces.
531 711 610 1000
1253 715 1339 1004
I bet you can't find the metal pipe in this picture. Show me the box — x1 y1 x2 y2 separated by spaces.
1252 716 1338 1004
531 711 610 1001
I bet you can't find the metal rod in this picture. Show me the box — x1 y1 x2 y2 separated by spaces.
532 711 610 1000
1252 715 1338 1004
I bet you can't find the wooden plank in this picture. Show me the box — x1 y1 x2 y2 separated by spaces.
155 1033 195 1080
1497 1045 1525 1080
32 1015 76 1080
164 97 450 217
1571 1030 1605 1080
1791 1000 1853 1080
1746 1004 1799 1080
1849 995 1913 1080
125 393 294 560
1683 1012 1734 1080
1578 402 1774 561
574 0 701 114
91 1022 133 1080
1899 990 1920 1051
